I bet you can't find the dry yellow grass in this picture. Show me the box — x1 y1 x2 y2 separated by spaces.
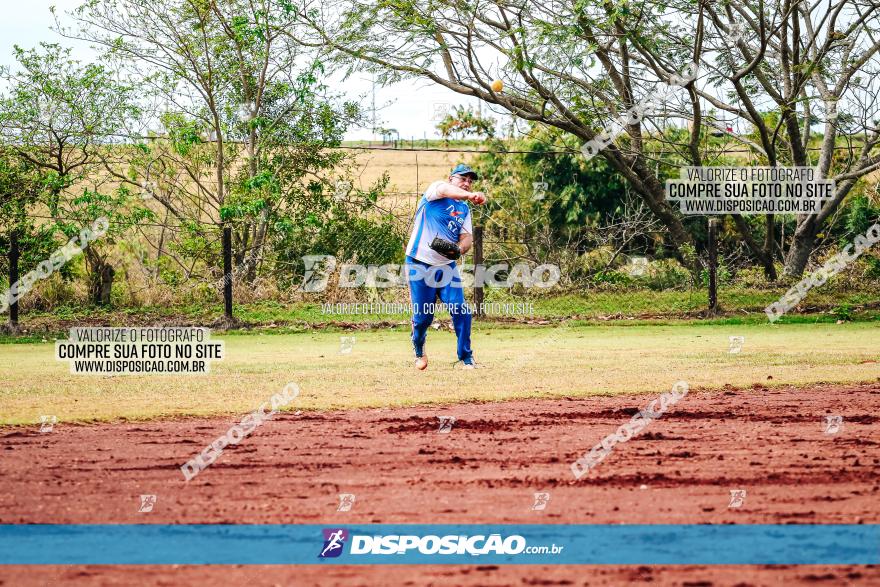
0 321 877 425
347 147 478 196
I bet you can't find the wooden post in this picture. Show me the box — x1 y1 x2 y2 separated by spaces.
708 218 719 315
473 225 484 317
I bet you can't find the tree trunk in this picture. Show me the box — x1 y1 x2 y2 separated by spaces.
617 158 700 268
244 208 269 283
621 133 703 272
575 135 700 269
7 230 20 329
234 228 248 267
86 248 115 306
732 216 778 280
784 225 817 277
97 265 115 305
763 215 777 277
212 119 235 324
222 225 233 320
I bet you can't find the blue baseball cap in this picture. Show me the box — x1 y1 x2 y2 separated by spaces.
450 163 479 180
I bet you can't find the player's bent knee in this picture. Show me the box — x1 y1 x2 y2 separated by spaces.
413 314 434 328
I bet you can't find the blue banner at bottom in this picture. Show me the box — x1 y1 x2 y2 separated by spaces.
0 524 877 565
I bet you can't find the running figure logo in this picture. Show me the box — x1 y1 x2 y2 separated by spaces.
532 492 551 510
728 489 746 508
824 415 843 435
38 415 57 433
334 180 352 202
339 336 356 355
437 416 456 433
431 103 450 121
531 180 548 202
627 257 648 277
337 494 356 512
728 336 745 354
319 528 349 558
139 494 157 513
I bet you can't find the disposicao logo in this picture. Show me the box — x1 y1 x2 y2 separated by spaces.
319 528 348 558
350 534 526 555
319 531 531 556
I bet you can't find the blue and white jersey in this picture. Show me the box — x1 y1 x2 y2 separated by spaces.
405 180 473 266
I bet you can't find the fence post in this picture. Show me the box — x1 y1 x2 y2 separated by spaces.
707 217 719 315
473 225 484 317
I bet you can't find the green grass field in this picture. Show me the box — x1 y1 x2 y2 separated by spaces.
3 286 877 346
0 321 877 425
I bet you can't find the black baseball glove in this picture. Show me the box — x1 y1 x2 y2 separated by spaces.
429 237 461 260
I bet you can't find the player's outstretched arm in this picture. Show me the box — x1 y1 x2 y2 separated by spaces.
436 182 488 204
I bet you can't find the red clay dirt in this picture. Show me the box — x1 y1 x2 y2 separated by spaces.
1 381 879 585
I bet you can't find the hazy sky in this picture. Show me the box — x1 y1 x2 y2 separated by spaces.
0 0 490 141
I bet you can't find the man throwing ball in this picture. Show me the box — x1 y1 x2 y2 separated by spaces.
405 164 488 370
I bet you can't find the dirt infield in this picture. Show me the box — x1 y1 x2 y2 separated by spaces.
1 380 879 585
